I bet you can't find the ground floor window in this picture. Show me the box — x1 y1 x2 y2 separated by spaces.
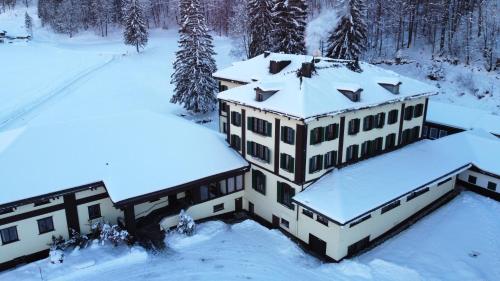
302 209 314 218
88 204 101 220
407 187 430 201
252 169 266 195
381 200 401 214
346 144 359 162
0 226 18 244
213 203 224 213
37 216 55 234
468 175 477 184
196 175 244 203
280 218 289 228
277 182 295 210
316 215 328 226
487 181 497 191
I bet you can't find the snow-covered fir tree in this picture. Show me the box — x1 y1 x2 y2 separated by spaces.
25 11 33 37
170 0 218 113
229 0 251 58
326 0 367 60
123 0 148 52
247 0 274 58
272 0 307 54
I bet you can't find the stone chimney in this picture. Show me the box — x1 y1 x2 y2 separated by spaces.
269 60 291 74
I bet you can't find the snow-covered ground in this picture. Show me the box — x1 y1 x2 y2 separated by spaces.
1 192 498 281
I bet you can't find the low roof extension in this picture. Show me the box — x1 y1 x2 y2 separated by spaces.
0 112 248 208
426 101 500 136
215 53 436 121
293 130 500 225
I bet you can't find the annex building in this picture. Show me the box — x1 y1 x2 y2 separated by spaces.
1 53 499 269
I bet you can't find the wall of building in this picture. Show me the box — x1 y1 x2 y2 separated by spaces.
160 191 244 230
296 175 456 261
458 170 499 195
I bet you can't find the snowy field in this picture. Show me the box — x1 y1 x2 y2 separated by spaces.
1 192 498 281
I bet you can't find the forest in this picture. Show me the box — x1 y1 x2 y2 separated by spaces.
0 0 498 71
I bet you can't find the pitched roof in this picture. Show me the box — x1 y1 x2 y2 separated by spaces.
293 130 500 225
0 112 248 207
216 53 436 120
427 101 500 136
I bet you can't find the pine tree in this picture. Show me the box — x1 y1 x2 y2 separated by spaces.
326 0 367 60
123 0 148 52
170 0 218 113
247 0 273 58
272 0 307 54
25 11 33 37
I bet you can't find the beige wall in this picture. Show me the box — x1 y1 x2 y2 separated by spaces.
458 170 499 194
160 191 244 230
296 175 456 260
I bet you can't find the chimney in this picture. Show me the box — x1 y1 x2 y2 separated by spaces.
269 60 291 74
299 62 315 78
263 51 271 58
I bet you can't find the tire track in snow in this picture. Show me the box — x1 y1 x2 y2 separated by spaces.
0 54 118 131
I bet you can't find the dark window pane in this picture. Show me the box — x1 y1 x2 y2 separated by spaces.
37 217 55 234
88 204 101 220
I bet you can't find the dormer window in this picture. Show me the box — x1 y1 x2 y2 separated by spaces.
338 89 362 102
269 60 291 74
255 87 277 102
378 78 402 95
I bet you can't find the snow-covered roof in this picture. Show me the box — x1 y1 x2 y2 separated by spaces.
216 53 436 120
293 130 500 225
0 112 248 207
427 101 500 136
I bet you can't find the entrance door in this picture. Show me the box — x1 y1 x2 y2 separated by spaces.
309 234 327 256
272 215 280 228
248 202 254 214
235 197 242 212
347 236 370 256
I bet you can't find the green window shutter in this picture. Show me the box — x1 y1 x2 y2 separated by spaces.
290 157 295 173
277 182 283 203
310 129 314 145
319 127 324 142
334 124 339 139
265 147 270 162
291 128 295 144
247 117 254 130
280 153 285 169
281 127 285 142
309 158 314 173
319 155 324 170
247 141 253 155
251 171 256 189
267 121 272 136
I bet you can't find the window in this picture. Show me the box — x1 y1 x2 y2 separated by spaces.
0 207 14 215
235 175 244 191
468 175 477 184
325 123 339 141
208 182 220 199
381 200 401 214
385 133 396 150
404 106 414 121
375 112 385 128
349 215 371 228
34 198 50 207
422 126 428 138
247 141 270 163
213 203 224 212
281 126 295 144
0 226 18 244
412 126 421 141
200 185 209 201
280 153 295 173
231 111 242 127
400 129 412 145
88 204 101 220
346 144 359 162
363 115 374 131
277 182 295 209
302 209 314 218
309 155 323 173
439 130 448 138
227 177 235 193
324 150 337 168
487 182 497 191
230 134 241 151
280 218 290 228
247 117 272 136
361 140 371 158
348 119 360 135
407 187 430 201
219 179 227 195
429 128 438 139
310 127 324 145
37 217 54 234
316 215 328 226
372 137 383 154
219 82 228 92
388 109 398 124
414 104 424 118
222 122 227 134
252 169 266 195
